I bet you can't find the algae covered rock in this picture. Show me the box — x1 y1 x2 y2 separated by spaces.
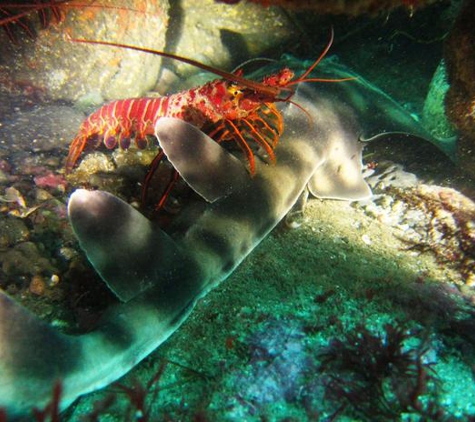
422 60 456 140
0 241 58 279
0 217 29 249
444 0 475 176
216 0 439 15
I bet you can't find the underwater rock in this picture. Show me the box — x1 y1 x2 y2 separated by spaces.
0 0 169 102
444 0 475 177
29 274 47 296
360 176 475 284
216 0 439 14
164 0 295 79
0 170 8 185
67 147 161 203
0 216 29 249
0 86 14 123
223 318 309 418
34 173 68 193
69 152 115 178
0 241 58 279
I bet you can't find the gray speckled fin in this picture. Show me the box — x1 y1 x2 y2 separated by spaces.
155 117 249 202
68 189 188 302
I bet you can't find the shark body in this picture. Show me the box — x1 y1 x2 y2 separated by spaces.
0 61 447 418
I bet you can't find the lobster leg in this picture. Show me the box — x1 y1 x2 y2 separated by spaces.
141 149 181 212
206 121 256 174
141 150 165 207
241 118 276 164
0 7 35 42
262 103 284 145
155 170 180 211
224 119 256 175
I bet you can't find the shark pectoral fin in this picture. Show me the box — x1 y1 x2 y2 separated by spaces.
68 189 189 302
308 140 372 201
155 117 250 203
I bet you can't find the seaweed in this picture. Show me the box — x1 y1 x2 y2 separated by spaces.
390 185 475 284
318 324 451 421
32 382 62 422
1 362 166 421
113 360 167 422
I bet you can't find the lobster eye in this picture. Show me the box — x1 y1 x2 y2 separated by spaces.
228 85 242 97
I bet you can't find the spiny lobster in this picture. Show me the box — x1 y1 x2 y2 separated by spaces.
66 30 353 209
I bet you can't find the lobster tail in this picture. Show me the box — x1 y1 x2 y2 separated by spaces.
65 133 88 173
65 98 167 172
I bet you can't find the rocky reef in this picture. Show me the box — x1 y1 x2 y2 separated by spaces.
0 0 168 102
444 0 475 177
218 0 440 15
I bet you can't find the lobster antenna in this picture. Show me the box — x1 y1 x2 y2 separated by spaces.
231 57 278 74
68 36 287 98
0 1 144 27
0 1 65 27
287 27 357 86
0 0 69 7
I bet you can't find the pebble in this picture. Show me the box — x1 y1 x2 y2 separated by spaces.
50 274 60 287
59 247 78 261
0 217 30 248
361 234 372 245
29 275 46 296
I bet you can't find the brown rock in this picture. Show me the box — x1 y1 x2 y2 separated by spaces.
444 0 475 176
0 216 29 249
0 0 169 102
29 275 46 296
164 0 295 79
219 0 438 14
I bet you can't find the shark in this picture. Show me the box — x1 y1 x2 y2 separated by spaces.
0 59 450 419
